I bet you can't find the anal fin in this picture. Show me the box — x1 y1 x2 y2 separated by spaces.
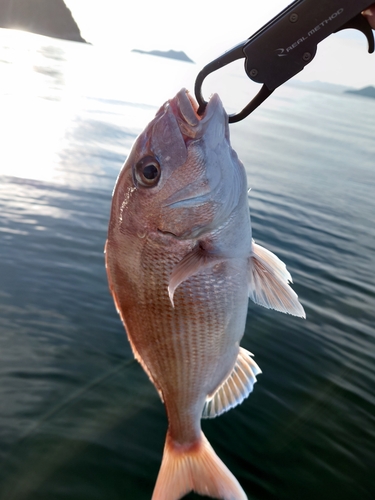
202 347 261 419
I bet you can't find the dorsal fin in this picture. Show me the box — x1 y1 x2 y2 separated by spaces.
248 241 306 318
202 347 261 419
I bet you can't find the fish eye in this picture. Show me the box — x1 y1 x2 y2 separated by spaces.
134 156 161 187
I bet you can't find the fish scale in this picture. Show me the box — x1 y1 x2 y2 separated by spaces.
142 254 234 400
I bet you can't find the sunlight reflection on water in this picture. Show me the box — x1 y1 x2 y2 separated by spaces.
0 29 260 186
0 30 181 185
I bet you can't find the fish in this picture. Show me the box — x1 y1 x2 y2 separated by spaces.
105 88 305 500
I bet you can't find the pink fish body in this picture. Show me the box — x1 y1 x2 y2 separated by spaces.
105 89 305 500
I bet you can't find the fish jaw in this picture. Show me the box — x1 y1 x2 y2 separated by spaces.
156 90 250 243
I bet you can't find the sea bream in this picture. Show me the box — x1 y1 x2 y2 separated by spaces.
105 88 305 500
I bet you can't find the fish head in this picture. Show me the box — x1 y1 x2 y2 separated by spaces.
110 88 247 242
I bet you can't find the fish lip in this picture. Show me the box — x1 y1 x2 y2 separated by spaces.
198 92 223 123
168 89 223 136
168 89 200 126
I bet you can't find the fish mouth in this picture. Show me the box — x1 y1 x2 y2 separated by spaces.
167 89 223 141
168 89 201 127
161 90 227 211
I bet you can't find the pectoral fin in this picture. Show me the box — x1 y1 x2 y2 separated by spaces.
248 241 305 318
202 347 261 419
168 245 224 307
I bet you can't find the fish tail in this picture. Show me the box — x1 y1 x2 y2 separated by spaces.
152 430 247 500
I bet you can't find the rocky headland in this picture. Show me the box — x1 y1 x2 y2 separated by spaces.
0 0 86 43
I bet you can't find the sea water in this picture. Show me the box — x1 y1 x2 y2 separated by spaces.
0 28 374 500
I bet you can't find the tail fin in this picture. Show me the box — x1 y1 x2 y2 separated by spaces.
152 431 247 500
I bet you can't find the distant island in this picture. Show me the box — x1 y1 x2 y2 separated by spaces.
0 0 86 43
132 49 194 63
345 86 375 99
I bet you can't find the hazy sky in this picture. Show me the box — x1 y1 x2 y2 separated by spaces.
64 0 375 87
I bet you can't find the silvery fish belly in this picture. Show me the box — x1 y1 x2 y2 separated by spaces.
105 89 305 500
